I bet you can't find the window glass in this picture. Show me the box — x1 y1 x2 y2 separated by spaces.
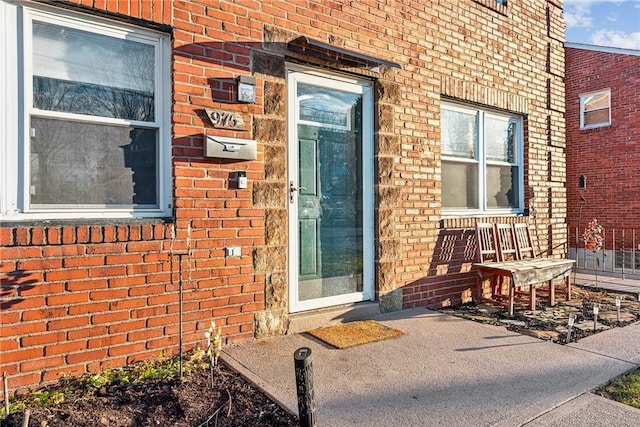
441 103 522 213
442 161 479 209
584 110 609 126
486 165 519 209
583 92 609 112
485 116 515 163
441 108 476 159
30 117 157 206
33 21 155 121
580 90 610 128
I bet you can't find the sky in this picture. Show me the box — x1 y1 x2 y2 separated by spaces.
564 0 640 50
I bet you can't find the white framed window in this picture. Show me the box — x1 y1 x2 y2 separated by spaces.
1 2 171 220
441 102 524 215
580 89 611 129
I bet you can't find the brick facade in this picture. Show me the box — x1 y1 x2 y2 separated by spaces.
1 0 567 395
565 45 640 232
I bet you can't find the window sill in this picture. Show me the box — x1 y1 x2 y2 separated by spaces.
1 218 173 246
0 217 171 228
440 214 527 229
580 123 611 131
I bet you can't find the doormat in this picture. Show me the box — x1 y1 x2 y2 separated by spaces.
306 320 406 349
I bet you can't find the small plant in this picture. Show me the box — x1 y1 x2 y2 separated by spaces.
0 352 204 417
85 370 118 390
204 320 223 388
582 218 605 286
0 400 26 418
583 218 604 253
31 390 69 406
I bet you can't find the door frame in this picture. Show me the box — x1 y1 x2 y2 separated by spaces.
286 64 375 313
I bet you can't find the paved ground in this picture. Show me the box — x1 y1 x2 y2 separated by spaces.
223 275 640 426
574 271 640 295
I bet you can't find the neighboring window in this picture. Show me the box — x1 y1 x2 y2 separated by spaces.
1 3 171 219
441 102 523 214
473 0 508 13
580 90 611 129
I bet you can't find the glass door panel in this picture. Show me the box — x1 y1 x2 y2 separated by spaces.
288 70 373 312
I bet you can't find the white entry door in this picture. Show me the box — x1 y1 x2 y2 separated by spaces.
287 66 374 313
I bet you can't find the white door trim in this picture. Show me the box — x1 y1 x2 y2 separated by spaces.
287 65 374 313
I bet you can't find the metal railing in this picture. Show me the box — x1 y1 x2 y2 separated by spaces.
568 226 639 279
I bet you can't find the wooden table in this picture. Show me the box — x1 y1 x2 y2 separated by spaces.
474 258 575 316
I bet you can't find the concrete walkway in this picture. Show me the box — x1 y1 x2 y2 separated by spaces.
574 271 640 295
223 308 640 426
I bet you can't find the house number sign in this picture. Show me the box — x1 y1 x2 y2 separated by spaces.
205 108 248 130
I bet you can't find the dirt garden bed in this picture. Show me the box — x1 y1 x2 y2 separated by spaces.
439 285 640 343
1 356 298 427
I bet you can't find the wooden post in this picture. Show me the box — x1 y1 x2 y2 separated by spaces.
3 372 9 416
294 347 316 427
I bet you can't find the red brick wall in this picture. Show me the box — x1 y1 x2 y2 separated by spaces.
1 0 262 396
566 47 640 233
0 220 262 394
1 0 566 396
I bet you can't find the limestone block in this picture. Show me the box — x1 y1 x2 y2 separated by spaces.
264 145 286 180
265 271 288 309
264 81 285 116
378 186 401 209
377 238 401 261
376 261 396 293
253 246 270 273
377 156 395 185
254 245 286 274
379 288 403 312
377 208 396 240
378 67 396 81
254 308 289 337
252 51 285 78
265 209 288 246
263 25 297 44
377 104 395 133
254 117 286 143
377 134 400 156
376 81 401 103
253 181 286 208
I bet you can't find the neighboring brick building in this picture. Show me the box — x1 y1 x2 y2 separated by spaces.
1 0 567 394
565 43 640 274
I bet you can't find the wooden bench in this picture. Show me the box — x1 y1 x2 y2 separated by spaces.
474 222 575 316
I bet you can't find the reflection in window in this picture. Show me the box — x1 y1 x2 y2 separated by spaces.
33 21 155 121
441 108 477 159
441 102 523 213
298 94 354 130
30 117 157 206
580 90 610 129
